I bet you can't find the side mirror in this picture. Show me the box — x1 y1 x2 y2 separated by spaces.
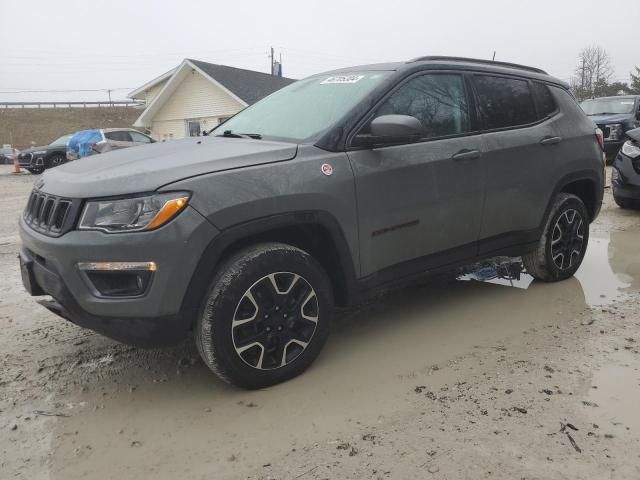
354 114 424 147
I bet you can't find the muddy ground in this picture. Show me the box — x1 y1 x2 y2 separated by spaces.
1 164 639 479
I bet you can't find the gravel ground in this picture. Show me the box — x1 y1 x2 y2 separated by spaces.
1 165 639 479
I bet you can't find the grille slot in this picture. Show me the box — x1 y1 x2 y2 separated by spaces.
52 201 71 231
41 198 55 226
23 191 77 237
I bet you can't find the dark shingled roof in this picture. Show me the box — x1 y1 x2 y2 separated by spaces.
188 59 296 105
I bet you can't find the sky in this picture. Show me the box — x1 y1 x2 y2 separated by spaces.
1 0 639 103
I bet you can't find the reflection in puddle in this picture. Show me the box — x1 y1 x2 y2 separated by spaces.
458 232 636 306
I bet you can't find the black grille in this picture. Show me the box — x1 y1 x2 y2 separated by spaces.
23 190 78 237
600 126 611 139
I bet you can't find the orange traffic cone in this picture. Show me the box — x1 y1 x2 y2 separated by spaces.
12 148 20 174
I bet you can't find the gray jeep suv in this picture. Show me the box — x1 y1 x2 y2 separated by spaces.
19 57 605 389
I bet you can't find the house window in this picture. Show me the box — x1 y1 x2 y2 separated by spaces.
186 120 201 137
218 116 231 125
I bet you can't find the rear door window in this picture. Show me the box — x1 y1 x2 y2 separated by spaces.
473 75 537 129
105 131 133 142
130 131 152 143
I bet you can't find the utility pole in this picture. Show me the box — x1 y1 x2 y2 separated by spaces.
107 88 112 105
492 51 496 61
269 46 274 75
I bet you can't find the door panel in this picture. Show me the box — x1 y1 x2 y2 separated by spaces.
473 76 563 252
478 121 560 248
348 73 487 278
348 138 486 277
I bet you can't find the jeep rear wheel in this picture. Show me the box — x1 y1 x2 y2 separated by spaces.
522 193 589 282
195 243 333 389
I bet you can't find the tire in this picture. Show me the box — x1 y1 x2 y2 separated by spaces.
613 195 638 210
195 243 333 389
29 166 44 175
522 193 590 282
47 153 65 169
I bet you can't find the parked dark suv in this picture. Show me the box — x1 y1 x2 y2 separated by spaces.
581 95 640 160
19 57 605 388
18 134 72 174
611 127 640 208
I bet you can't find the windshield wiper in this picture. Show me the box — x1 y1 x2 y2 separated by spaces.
216 130 262 139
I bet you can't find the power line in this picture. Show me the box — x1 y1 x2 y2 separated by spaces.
0 88 135 94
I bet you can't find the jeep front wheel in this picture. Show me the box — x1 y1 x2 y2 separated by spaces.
522 193 589 282
195 243 333 389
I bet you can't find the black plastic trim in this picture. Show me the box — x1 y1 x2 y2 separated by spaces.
180 210 359 325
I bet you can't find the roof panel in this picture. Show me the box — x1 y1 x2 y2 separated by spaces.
188 59 296 104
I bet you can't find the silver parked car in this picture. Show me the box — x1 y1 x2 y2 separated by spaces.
66 128 154 161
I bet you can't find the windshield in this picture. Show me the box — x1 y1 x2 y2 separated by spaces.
213 71 391 141
580 98 636 115
50 134 72 146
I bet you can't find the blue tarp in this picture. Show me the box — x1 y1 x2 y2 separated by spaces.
67 129 103 158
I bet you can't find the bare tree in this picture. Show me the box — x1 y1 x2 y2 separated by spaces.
573 45 615 100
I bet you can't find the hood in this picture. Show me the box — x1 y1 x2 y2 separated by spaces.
41 136 298 198
588 113 633 124
627 127 640 143
20 145 49 154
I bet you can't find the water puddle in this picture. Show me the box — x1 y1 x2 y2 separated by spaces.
586 361 640 434
458 231 638 306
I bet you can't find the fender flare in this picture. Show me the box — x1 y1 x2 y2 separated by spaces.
541 169 603 227
179 210 359 326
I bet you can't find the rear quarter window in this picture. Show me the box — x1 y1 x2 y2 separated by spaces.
531 82 558 118
473 75 537 130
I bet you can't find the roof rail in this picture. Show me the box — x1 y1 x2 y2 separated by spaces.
408 56 547 75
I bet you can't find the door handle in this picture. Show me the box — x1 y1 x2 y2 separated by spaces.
452 149 481 160
540 136 562 146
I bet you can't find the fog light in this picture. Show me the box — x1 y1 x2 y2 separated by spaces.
78 261 156 297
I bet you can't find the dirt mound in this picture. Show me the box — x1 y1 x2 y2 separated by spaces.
0 107 140 149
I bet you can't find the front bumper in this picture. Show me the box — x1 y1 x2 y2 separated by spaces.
19 205 219 346
603 140 623 156
611 151 640 200
18 153 45 168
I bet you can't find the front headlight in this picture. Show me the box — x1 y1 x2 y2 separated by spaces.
79 192 190 233
608 124 623 141
621 140 640 159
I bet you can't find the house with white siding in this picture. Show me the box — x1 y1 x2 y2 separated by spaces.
129 59 295 141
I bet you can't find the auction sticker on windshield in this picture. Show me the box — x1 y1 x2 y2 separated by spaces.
321 75 365 84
